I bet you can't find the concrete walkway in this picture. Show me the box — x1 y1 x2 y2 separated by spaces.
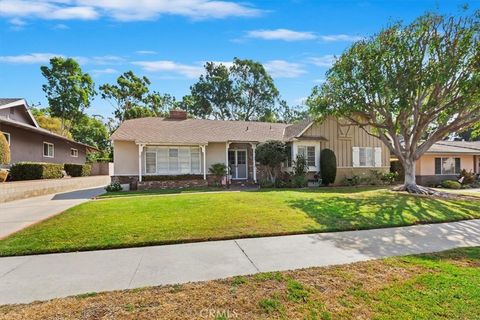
1 219 479 305
0 186 106 239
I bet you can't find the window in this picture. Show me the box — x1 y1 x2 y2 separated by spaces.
191 147 201 173
9 108 14 115
70 148 78 157
359 147 374 167
145 152 157 174
43 142 54 158
297 146 316 167
285 145 292 167
435 157 461 175
2 132 10 146
147 147 201 174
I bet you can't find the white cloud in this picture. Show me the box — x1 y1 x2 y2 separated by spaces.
264 60 306 78
318 34 363 42
135 50 157 55
0 0 261 23
0 53 62 64
309 55 336 67
9 17 26 26
246 28 316 41
91 68 118 76
133 60 204 78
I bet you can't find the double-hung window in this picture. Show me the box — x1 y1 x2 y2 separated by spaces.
359 147 374 167
146 147 202 175
70 148 78 157
297 146 316 167
435 157 461 175
145 151 157 174
43 142 54 158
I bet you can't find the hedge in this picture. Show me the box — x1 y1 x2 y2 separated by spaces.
9 162 64 181
64 163 92 177
441 180 461 189
0 133 10 165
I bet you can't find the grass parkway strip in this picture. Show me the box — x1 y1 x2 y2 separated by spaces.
1 247 479 319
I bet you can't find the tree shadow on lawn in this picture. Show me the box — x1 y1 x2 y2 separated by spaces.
286 193 480 232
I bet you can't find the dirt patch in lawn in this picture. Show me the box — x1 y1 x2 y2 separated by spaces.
0 259 426 320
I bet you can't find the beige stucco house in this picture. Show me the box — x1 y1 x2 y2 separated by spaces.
0 98 95 166
111 110 390 189
413 141 480 186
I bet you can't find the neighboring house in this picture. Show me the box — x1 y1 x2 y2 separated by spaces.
0 98 95 166
111 110 390 189
414 141 480 186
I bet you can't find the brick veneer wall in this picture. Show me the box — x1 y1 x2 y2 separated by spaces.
112 175 218 190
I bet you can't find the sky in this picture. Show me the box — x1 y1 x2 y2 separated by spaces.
0 0 477 119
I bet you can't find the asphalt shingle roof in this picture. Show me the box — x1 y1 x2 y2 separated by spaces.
427 141 480 153
0 98 23 107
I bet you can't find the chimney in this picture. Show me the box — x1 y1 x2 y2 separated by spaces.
169 109 187 120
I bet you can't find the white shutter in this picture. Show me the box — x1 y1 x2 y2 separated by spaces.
352 147 360 167
374 147 382 167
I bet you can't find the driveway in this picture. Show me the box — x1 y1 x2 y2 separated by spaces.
0 187 105 239
0 218 479 305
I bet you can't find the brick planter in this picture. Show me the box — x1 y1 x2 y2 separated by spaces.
138 179 209 190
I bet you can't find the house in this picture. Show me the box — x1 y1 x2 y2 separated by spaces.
413 141 480 186
0 98 96 166
110 110 390 189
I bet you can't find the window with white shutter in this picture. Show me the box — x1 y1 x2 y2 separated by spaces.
356 147 375 167
374 147 382 167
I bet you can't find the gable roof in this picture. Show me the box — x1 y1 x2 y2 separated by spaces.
426 141 480 154
0 98 39 128
111 117 291 144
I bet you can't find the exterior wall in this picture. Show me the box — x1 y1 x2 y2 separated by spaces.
335 167 389 185
91 162 114 176
113 140 139 176
206 142 227 169
0 106 36 125
415 153 477 186
302 117 390 169
1 124 86 165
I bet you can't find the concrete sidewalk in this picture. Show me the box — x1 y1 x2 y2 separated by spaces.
0 186 106 239
1 219 479 305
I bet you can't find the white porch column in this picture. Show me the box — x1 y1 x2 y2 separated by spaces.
138 144 144 182
250 143 257 183
225 142 231 182
201 145 207 180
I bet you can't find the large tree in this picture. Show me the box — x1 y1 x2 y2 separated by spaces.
41 57 96 131
100 71 172 122
70 114 110 153
307 11 480 194
187 58 281 121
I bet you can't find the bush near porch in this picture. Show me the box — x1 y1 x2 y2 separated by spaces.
0 187 479 256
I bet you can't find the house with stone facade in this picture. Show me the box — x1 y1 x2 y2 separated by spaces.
110 110 390 190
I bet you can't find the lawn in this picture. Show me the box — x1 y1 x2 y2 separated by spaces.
1 247 479 319
0 187 480 256
97 186 224 199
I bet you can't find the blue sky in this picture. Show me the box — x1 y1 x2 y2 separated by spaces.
0 0 476 119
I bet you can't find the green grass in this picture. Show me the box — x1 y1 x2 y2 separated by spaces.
98 186 224 199
0 187 479 256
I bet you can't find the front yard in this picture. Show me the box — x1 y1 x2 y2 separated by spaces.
0 187 479 256
1 247 479 319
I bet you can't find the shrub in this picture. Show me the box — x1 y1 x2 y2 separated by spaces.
292 154 308 177
458 169 476 185
259 179 274 188
64 163 91 177
342 175 360 186
0 133 10 165
209 163 227 185
320 149 337 185
441 180 461 189
292 175 307 188
381 172 398 185
105 182 122 192
256 140 286 183
9 162 64 181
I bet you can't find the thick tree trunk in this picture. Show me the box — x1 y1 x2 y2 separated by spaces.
394 158 435 194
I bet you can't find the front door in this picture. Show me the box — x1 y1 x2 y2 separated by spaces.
228 149 247 180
